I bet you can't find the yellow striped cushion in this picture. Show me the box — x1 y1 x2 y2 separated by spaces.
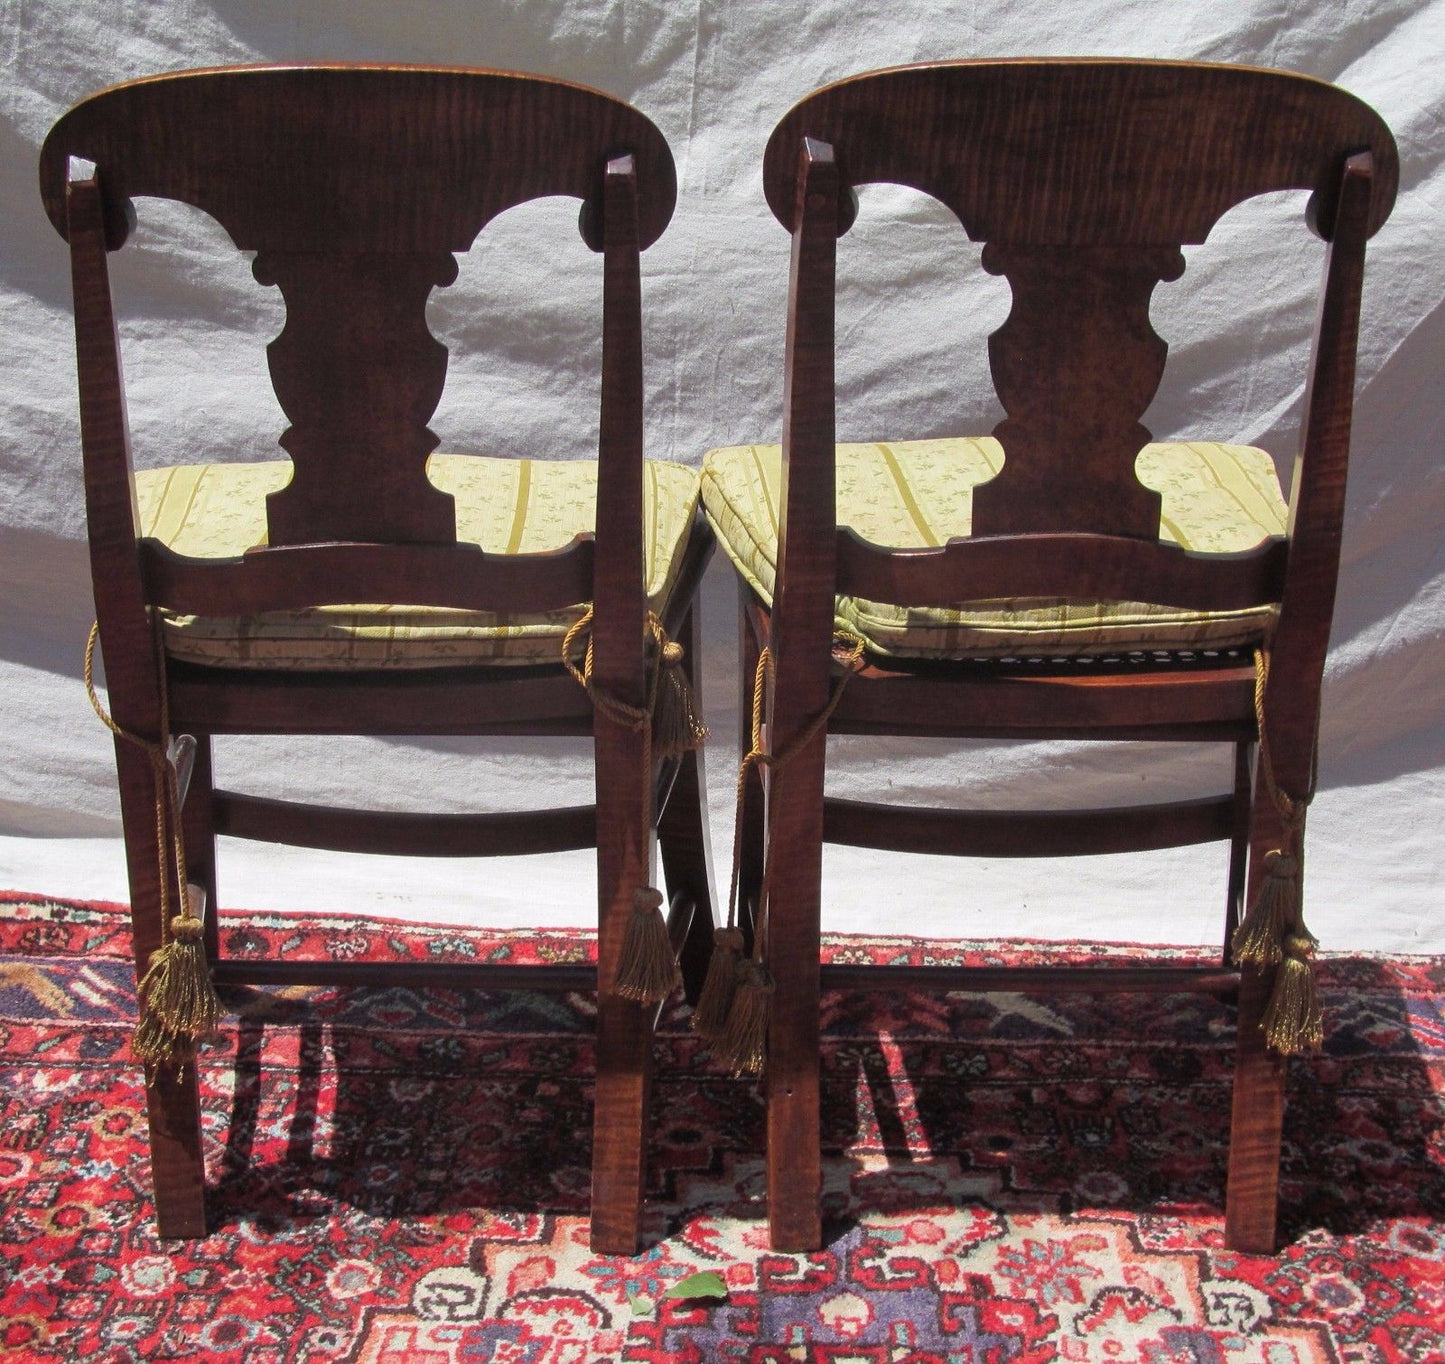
136 454 701 669
700 437 1286 658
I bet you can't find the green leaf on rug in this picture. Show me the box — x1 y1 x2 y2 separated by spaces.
662 1271 729 1303
625 1271 728 1319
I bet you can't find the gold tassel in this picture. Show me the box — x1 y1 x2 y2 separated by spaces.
1240 643 1325 1057
1261 931 1324 1054
87 622 223 1077
691 926 745 1042
612 886 682 1004
1231 850 1298 966
651 637 708 761
132 888 221 1070
132 1008 190 1078
714 959 773 1076
560 612 705 1003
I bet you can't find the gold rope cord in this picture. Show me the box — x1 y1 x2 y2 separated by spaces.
1230 642 1324 1054
85 619 221 1073
561 607 706 1003
699 631 867 1075
728 635 867 948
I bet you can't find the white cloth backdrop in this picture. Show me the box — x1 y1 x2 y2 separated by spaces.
1 1 1441 951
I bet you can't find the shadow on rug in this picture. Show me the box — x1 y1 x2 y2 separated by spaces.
2 892 1443 1361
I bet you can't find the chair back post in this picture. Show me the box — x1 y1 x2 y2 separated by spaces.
590 150 654 1000
66 167 189 993
1265 151 1377 791
65 169 163 739
590 152 649 709
772 137 843 727
759 135 842 1252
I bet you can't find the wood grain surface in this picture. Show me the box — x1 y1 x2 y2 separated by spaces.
745 59 1396 1255
49 65 705 1255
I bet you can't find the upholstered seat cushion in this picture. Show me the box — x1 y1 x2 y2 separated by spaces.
136 455 701 668
700 437 1287 659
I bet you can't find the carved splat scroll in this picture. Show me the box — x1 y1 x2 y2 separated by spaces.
254 249 460 546
972 243 1185 539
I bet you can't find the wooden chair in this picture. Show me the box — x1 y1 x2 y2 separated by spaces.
697 60 1396 1252
40 64 716 1255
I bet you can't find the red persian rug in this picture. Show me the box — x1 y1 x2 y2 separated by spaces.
2 891 1443 1361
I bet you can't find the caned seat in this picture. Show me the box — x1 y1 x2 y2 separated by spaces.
696 59 1396 1255
42 64 717 1255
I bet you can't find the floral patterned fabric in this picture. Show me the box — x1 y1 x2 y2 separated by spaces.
3 893 1443 1362
700 437 1288 658
134 454 701 668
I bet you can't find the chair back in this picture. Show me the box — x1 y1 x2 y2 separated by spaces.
763 61 1396 620
41 66 676 624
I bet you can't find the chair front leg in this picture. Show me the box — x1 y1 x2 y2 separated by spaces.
659 746 717 1005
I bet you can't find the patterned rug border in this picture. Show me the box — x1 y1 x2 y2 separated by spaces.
7 887 1443 970
3 891 1443 1363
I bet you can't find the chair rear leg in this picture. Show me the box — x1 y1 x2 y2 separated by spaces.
1225 795 1288 1253
763 735 827 1252
116 740 207 1238
590 714 656 1255
591 992 655 1254
1227 965 1286 1252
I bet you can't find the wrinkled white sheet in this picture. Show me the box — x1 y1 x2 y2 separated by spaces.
1 1 1441 950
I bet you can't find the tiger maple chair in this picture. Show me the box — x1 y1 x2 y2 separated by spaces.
40 65 717 1255
698 60 1396 1252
